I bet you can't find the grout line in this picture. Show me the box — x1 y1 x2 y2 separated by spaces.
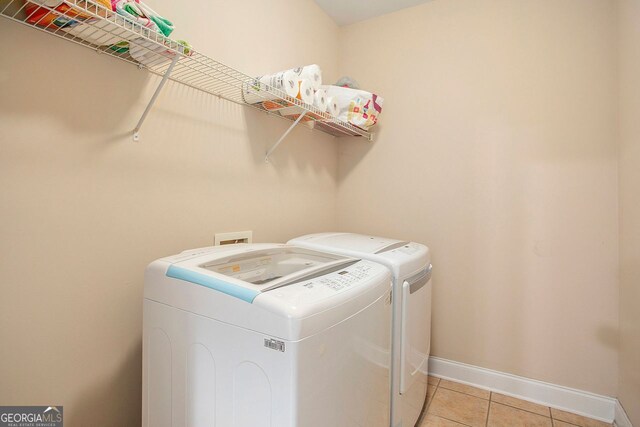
485 394 491 427
427 383 437 411
427 382 439 411
490 401 556 421
426 378 611 427
551 420 583 427
443 378 611 426
490 399 553 419
417 378 440 425
416 383 435 426
437 383 491 401
428 375 441 388
426 384 485 427
550 408 612 427
433 413 474 427
437 378 491 400
551 417 608 427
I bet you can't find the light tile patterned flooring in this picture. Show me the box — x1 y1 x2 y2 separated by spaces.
418 376 613 427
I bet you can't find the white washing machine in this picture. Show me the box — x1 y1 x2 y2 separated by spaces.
143 243 392 427
288 233 432 427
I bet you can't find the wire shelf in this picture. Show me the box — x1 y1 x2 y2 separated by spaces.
0 0 373 146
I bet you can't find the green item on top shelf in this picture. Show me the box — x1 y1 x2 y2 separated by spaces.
176 40 192 56
109 41 129 53
149 15 174 37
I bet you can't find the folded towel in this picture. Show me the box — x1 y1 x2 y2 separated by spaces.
112 0 174 37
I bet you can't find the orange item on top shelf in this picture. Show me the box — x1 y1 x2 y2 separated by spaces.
24 0 111 30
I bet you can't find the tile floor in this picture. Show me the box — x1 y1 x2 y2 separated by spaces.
418 377 613 427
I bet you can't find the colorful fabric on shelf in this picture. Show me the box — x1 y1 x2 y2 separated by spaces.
112 0 174 37
24 0 111 30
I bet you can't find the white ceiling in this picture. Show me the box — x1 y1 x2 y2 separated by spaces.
314 0 433 26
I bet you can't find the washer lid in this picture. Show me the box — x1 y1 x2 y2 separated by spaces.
165 245 357 303
292 232 407 254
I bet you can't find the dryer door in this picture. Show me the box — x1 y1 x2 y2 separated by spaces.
399 265 432 394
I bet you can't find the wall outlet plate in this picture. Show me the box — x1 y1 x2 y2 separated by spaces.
214 231 253 246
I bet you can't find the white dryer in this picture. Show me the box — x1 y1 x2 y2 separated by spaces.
289 233 432 427
143 243 392 427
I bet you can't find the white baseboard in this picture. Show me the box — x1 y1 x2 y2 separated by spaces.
615 400 634 427
428 356 617 423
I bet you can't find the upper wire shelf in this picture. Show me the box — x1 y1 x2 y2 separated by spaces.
0 0 373 151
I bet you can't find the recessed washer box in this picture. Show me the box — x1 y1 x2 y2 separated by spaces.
214 230 253 245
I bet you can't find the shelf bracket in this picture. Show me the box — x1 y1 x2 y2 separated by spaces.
265 111 307 162
132 54 180 142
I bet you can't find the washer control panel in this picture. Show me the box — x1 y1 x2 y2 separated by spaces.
267 260 389 307
315 263 375 291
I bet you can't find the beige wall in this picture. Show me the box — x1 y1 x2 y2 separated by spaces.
618 0 640 423
337 0 620 396
1 0 634 423
0 0 339 424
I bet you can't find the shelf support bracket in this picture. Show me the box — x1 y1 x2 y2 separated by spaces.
265 111 307 162
133 54 180 142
